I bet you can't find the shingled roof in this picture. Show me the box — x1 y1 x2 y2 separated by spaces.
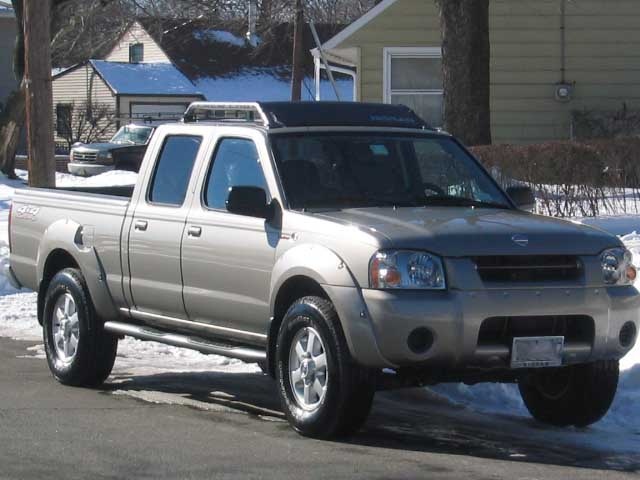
136 18 346 81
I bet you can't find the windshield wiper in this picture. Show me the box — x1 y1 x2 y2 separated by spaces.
422 195 511 209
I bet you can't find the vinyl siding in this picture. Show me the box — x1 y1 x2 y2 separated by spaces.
0 16 17 108
330 0 640 144
105 22 170 64
52 65 117 142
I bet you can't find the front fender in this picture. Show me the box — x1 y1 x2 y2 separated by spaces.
36 219 119 322
270 243 358 312
269 243 393 368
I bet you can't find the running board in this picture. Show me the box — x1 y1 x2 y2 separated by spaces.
103 321 266 363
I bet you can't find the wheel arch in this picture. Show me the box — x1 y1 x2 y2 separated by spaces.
36 220 119 325
267 275 329 378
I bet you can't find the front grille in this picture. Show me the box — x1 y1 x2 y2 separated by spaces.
473 255 582 283
73 151 98 162
478 315 594 347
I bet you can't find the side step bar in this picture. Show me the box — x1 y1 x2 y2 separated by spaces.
104 321 266 363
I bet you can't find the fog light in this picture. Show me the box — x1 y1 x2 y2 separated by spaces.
620 322 637 348
407 328 434 354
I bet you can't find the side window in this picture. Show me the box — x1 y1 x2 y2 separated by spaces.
204 138 267 210
148 135 202 206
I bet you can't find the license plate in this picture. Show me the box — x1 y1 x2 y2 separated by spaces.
511 336 564 368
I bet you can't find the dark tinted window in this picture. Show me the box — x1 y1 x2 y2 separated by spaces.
129 43 144 63
270 133 509 210
205 138 267 209
148 135 201 206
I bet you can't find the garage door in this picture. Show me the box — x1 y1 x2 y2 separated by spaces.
130 103 190 125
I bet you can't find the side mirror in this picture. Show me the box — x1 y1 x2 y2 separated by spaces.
226 186 274 220
506 185 535 212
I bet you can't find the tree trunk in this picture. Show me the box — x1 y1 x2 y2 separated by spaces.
437 0 492 146
0 87 25 179
23 0 56 187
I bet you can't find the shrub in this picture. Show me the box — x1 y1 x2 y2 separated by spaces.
470 138 640 217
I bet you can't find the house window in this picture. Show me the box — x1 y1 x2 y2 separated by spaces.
383 47 443 127
129 43 144 63
56 104 72 136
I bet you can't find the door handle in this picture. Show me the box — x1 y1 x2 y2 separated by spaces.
187 226 202 238
134 220 148 231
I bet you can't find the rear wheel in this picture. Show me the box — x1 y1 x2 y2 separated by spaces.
276 296 376 439
518 360 619 427
43 268 118 387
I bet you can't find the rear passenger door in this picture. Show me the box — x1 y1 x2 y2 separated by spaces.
181 135 279 342
128 134 203 318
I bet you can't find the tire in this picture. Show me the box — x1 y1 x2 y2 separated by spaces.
43 268 118 387
275 296 376 439
518 360 619 427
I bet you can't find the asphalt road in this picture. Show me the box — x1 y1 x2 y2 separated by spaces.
0 337 638 480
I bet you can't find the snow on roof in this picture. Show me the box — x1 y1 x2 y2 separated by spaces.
90 60 202 97
193 29 246 47
194 68 353 102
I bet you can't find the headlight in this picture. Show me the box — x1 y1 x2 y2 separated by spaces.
98 151 113 160
369 250 446 290
69 150 74 161
601 247 637 285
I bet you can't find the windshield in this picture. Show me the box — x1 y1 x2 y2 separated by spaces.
270 133 511 210
111 125 153 145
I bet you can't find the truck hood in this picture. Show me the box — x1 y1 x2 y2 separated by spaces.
73 143 138 153
315 207 621 256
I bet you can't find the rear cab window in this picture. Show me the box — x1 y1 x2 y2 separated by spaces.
148 135 202 206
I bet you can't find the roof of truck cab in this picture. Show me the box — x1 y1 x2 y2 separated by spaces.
182 101 434 130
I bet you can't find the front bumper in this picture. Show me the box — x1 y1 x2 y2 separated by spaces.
2 263 22 290
67 162 114 177
326 284 640 369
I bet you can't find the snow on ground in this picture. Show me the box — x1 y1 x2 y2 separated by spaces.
0 169 638 448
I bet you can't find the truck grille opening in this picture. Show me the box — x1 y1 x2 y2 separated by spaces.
473 255 582 283
74 152 98 162
478 315 594 347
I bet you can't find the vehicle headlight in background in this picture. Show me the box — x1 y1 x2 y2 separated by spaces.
369 250 446 290
601 247 636 285
69 150 74 161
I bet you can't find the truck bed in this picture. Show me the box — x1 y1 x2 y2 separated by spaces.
10 187 132 302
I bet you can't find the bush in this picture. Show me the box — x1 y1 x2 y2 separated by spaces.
470 138 640 217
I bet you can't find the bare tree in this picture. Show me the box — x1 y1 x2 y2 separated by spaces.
56 102 118 150
436 0 492 146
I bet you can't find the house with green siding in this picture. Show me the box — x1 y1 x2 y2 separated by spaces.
312 0 640 144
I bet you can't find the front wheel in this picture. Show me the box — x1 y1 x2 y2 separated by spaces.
275 296 376 439
518 360 619 427
43 268 118 387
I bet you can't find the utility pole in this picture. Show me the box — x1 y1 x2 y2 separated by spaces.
23 0 56 187
290 0 304 101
